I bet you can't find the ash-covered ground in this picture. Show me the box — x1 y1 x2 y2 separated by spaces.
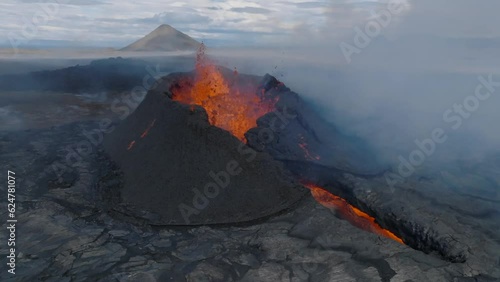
0 61 499 282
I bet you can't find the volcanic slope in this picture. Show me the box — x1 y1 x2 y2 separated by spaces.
103 70 307 225
104 52 381 225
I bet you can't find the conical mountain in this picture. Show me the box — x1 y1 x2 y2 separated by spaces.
121 24 200 52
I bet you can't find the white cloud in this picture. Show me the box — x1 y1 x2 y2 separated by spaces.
0 0 393 47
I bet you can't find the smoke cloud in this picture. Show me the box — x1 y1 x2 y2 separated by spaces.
209 0 500 168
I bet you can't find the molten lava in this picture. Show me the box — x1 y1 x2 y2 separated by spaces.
304 183 404 244
127 140 136 151
141 119 157 138
298 134 320 161
171 43 277 141
127 118 157 150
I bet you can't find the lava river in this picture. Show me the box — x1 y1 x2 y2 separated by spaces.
303 183 404 245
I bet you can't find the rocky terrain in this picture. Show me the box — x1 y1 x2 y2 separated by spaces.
0 72 499 281
0 122 499 281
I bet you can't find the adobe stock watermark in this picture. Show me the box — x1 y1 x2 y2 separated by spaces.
340 0 408 64
178 105 297 224
385 74 500 189
8 0 71 56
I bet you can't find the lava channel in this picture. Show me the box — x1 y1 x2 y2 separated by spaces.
303 183 404 244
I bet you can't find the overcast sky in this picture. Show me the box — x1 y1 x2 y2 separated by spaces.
1 0 401 48
1 0 500 48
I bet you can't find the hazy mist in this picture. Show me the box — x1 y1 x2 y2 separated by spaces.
206 0 500 169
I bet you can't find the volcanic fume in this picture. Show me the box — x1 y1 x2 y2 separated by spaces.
103 45 381 226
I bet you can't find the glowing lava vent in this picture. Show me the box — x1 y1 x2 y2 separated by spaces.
171 43 277 141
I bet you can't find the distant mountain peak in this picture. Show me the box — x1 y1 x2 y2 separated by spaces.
121 25 200 52
157 24 174 29
152 24 176 33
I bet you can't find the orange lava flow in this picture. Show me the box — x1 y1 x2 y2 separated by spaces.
171 43 277 141
303 183 404 244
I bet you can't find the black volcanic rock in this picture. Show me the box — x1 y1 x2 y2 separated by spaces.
103 71 306 225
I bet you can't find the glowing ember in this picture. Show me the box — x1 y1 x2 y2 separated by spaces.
127 140 136 150
304 183 404 244
171 43 277 141
298 134 320 161
141 119 157 138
